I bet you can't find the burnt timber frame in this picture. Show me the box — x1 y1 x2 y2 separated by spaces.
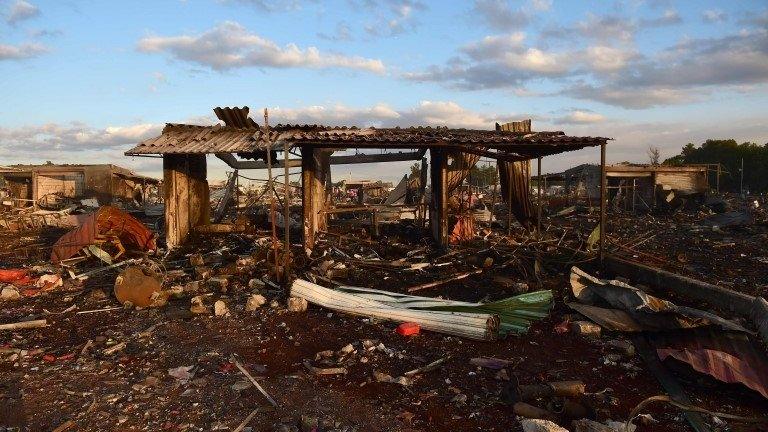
126 109 609 254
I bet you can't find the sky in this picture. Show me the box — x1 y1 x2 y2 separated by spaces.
0 0 767 182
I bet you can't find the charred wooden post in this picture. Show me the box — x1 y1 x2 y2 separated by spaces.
536 156 542 237
429 148 448 247
599 142 607 262
283 138 291 279
302 146 329 253
163 154 210 248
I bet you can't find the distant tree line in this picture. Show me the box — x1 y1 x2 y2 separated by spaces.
664 139 768 193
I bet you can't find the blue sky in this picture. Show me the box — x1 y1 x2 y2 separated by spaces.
1 0 766 182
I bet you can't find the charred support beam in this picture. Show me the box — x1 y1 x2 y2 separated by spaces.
429 148 448 248
163 154 210 248
216 150 426 170
302 147 330 253
599 143 607 262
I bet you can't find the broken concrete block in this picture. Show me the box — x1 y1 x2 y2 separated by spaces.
287 296 308 312
571 320 601 338
245 294 267 311
0 286 21 301
214 300 230 316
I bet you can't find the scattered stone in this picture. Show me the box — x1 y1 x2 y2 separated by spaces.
520 419 568 432
571 320 602 338
0 286 21 301
214 300 230 316
183 280 202 293
194 266 212 280
287 297 308 312
245 294 267 311
190 296 209 314
208 276 229 292
231 380 251 392
189 254 205 267
608 339 635 357
248 278 266 290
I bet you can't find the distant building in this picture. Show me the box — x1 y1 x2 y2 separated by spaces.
0 163 159 208
536 163 710 209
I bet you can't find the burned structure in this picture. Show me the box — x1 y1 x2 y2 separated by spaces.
125 107 610 252
0 163 159 210
535 163 711 212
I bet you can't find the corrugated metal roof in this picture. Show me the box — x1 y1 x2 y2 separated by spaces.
213 106 259 129
126 123 609 156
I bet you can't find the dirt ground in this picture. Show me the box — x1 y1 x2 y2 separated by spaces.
1 207 767 432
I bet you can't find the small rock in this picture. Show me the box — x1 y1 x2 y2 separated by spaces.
248 278 266 290
300 415 319 432
189 254 205 267
190 296 209 314
287 297 308 312
214 300 230 316
194 266 212 280
231 380 251 392
494 369 510 381
184 280 202 293
90 288 108 300
0 286 21 301
208 276 229 293
245 294 267 311
608 339 635 357
451 393 468 404
521 419 568 432
571 320 601 338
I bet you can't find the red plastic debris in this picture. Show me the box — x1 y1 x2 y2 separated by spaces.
396 322 420 336
0 269 35 286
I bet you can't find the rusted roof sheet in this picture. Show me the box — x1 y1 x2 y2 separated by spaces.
51 206 156 263
126 123 609 156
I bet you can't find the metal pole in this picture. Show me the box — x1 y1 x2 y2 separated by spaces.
264 109 280 282
599 143 607 263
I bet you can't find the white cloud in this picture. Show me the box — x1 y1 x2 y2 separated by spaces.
137 21 385 73
5 0 39 25
585 45 637 72
0 122 161 154
472 0 529 31
363 0 427 38
268 100 518 129
148 71 168 92
702 9 727 23
553 110 606 125
0 42 47 61
530 0 551 12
